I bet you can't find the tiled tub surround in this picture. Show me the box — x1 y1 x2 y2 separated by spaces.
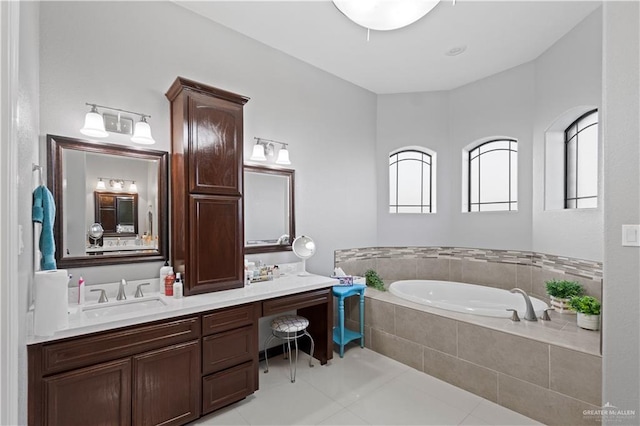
335 247 602 426
335 247 603 302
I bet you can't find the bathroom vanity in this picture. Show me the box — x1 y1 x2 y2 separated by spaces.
27 274 335 426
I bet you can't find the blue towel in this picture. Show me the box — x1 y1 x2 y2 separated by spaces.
32 185 57 270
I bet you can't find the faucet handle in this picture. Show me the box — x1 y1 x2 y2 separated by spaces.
91 288 108 303
540 308 552 321
135 283 150 298
506 309 520 322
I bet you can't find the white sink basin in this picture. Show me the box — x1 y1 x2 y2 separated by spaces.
82 297 167 319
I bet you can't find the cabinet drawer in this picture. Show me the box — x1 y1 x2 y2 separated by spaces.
262 288 331 316
202 361 256 415
42 316 200 375
202 303 256 335
202 325 255 375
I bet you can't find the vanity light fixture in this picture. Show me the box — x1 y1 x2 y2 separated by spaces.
80 104 108 138
332 0 442 32
110 179 123 191
131 116 155 145
250 137 292 165
80 103 156 145
95 177 138 192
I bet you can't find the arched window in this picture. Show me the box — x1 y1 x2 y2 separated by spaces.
389 148 435 213
468 139 517 212
565 110 598 209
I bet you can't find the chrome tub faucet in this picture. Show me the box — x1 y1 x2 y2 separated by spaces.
510 288 537 321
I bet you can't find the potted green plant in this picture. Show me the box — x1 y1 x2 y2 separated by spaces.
545 279 584 313
569 295 601 330
364 269 386 291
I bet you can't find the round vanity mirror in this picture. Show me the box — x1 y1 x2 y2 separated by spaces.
87 223 104 248
292 235 316 276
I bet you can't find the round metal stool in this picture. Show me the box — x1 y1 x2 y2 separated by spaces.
263 314 315 383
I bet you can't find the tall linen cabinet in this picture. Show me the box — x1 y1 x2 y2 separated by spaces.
166 77 249 295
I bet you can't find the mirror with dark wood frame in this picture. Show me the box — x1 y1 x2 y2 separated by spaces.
47 134 168 267
244 164 295 254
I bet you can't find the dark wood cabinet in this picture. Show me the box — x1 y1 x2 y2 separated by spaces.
28 288 333 425
29 316 201 426
201 303 259 415
189 195 243 293
202 362 255 414
43 358 132 426
166 77 249 296
132 341 200 426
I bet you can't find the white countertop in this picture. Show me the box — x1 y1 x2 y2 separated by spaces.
27 273 337 345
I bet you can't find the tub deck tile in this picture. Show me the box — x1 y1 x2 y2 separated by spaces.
457 323 550 388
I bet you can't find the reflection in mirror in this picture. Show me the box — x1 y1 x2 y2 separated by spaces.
47 135 168 267
244 165 295 254
94 191 138 236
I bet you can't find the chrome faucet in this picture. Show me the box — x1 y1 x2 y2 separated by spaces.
135 283 150 298
117 279 127 301
510 288 537 321
91 288 108 303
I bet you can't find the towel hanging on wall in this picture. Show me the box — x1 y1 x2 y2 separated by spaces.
32 185 57 270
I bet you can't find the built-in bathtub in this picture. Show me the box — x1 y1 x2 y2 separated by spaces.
335 247 603 426
389 279 549 318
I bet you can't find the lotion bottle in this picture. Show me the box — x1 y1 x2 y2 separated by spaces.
159 261 173 295
173 273 183 299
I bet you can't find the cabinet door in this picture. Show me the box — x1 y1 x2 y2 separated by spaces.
132 341 200 426
187 91 243 196
187 194 243 295
43 358 131 426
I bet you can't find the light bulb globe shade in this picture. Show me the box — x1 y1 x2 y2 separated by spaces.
292 235 316 276
129 182 137 192
112 180 122 190
131 120 155 145
333 0 440 31
80 111 108 138
275 147 291 165
96 179 106 190
250 144 267 161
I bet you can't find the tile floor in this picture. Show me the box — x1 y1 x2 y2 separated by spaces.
190 347 542 426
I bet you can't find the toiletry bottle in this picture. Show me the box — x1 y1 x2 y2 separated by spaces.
77 276 85 305
159 261 173 295
164 274 175 296
173 273 183 299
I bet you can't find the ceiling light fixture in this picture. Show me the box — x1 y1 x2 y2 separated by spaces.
445 45 467 56
333 0 441 31
249 137 292 165
80 103 156 144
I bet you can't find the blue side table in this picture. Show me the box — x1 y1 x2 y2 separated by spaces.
332 284 366 357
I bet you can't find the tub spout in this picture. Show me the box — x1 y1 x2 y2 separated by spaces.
510 288 537 321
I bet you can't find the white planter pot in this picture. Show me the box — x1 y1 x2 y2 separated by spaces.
550 296 575 314
577 312 600 330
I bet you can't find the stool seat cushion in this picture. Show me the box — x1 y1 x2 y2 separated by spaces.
271 315 309 333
